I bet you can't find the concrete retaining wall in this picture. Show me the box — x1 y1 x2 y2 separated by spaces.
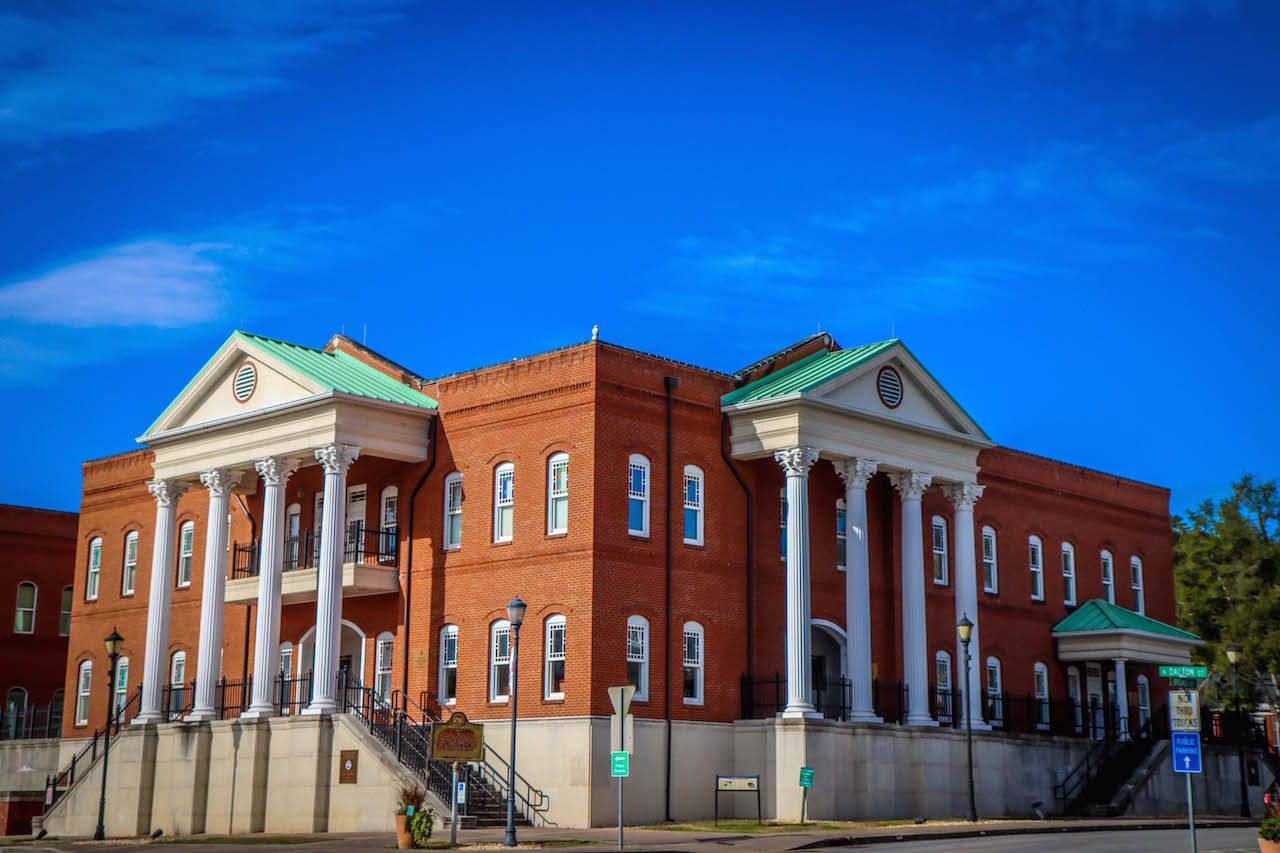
0 739 60 795
1129 740 1275 817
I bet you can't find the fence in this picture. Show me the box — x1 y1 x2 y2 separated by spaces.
0 702 63 740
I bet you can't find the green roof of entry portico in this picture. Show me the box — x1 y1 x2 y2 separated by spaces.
1053 599 1200 642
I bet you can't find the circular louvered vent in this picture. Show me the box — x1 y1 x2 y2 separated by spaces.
877 366 903 409
233 363 257 402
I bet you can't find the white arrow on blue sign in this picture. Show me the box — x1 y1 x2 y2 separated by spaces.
1171 732 1202 774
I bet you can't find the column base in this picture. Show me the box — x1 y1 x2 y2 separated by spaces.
969 720 992 731
184 708 218 723
301 701 336 717
906 714 939 727
239 706 276 720
779 704 823 720
132 711 163 725
848 710 883 724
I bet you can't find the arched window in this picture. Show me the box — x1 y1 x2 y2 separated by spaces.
380 486 398 562
60 586 72 636
1033 662 1050 730
981 526 998 593
935 650 953 724
122 531 139 596
168 651 187 715
547 453 569 535
985 656 1004 727
1061 542 1076 606
3 687 27 738
682 621 704 705
1066 665 1083 733
86 538 102 602
176 521 195 588
14 582 36 634
779 488 787 561
1136 675 1151 727
626 615 649 701
682 465 704 546
1130 556 1145 615
544 614 567 700
443 472 463 550
439 625 458 705
1028 536 1044 601
1100 550 1114 605
931 516 948 585
75 661 92 726
628 455 650 537
493 463 515 543
278 642 293 682
374 632 394 702
114 657 130 717
490 620 512 701
836 499 847 570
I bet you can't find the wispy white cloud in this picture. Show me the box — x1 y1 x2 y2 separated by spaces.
1159 114 1280 184
0 2 404 145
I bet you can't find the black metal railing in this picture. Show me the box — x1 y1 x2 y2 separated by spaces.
284 531 317 573
0 702 63 740
930 684 962 728
740 674 911 724
344 521 399 566
45 686 141 813
231 539 260 579
230 522 398 579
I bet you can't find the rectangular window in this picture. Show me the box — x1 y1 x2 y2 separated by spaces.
375 638 393 701
1034 666 1050 729
1101 553 1114 604
1062 545 1076 606
981 529 998 593
1029 539 1044 601
836 504 847 569
494 467 514 543
445 477 463 549
545 619 566 699
75 663 92 726
931 518 948 585
626 621 648 700
60 587 72 636
548 456 569 535
122 533 138 595
491 625 512 701
935 655 951 691
114 659 129 717
1131 558 1145 615
177 524 194 588
682 628 703 705
14 584 35 634
440 629 458 704
682 471 703 545
86 540 101 601
628 461 649 536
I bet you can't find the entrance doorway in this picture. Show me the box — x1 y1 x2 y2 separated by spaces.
810 620 847 718
1086 663 1104 740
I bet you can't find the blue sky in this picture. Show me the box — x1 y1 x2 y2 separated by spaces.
1 1 1277 516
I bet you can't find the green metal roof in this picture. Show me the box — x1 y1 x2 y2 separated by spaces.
145 331 436 436
1053 599 1200 642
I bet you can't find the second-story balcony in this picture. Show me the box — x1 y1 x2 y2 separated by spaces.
225 521 400 604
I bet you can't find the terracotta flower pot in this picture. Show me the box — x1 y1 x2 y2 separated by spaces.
396 813 413 849
1258 837 1280 853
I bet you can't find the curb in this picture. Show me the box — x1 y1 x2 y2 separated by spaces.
794 818 1262 848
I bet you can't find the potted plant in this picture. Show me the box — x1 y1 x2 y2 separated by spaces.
1260 817 1280 853
396 784 426 850
410 807 436 848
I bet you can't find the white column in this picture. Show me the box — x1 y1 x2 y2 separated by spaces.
946 481 989 730
134 478 188 724
839 458 880 723
242 457 297 719
775 446 821 720
187 469 242 721
1114 658 1130 740
893 471 936 726
304 443 360 716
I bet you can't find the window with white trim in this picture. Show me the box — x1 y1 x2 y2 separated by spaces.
1028 536 1044 601
374 632 394 702
1100 550 1114 604
628 455 650 537
836 499 847 570
986 656 1004 726
682 621 704 705
380 486 398 562
981 526 998 593
935 650 952 693
75 661 92 726
1033 662 1050 729
60 586 72 636
779 488 787 561
547 453 569 535
493 463 514 543
86 538 102 602
14 582 36 634
279 643 293 680
1062 542 1076 606
114 657 130 717
167 651 187 715
439 625 458 704
444 473 463 550
683 465 704 545
121 531 139 596
1131 556 1145 615
490 620 512 701
177 521 195 588
1136 675 1151 727
545 615 566 699
931 516 948 585
1066 666 1083 733
626 615 649 701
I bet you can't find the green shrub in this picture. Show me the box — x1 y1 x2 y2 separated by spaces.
1260 817 1280 841
410 809 435 846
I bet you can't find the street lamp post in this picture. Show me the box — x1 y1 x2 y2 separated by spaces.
504 596 526 848
94 628 125 841
957 616 977 823
1226 644 1249 818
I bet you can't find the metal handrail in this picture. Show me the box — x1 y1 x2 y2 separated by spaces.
45 686 142 813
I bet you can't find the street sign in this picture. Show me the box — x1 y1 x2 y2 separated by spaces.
611 751 629 778
1160 665 1208 680
1169 690 1201 733
798 766 814 788
609 710 635 754
608 685 636 718
1170 677 1198 689
1172 732 1202 774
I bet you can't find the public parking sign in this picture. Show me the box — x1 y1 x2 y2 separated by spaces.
1172 732 1202 774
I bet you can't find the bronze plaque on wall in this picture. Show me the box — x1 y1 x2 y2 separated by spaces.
339 749 358 784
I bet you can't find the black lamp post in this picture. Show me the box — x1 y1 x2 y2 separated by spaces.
1226 644 1249 818
94 628 124 841
957 616 977 823
504 596 526 848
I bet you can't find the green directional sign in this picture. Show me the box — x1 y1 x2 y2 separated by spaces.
798 766 814 789
1160 666 1208 680
1170 677 1198 689
611 751 629 778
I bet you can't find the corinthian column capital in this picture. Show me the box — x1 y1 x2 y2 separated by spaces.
945 481 985 511
255 456 299 487
892 471 933 501
314 444 361 475
774 446 819 477
199 468 243 497
837 458 879 489
147 478 187 509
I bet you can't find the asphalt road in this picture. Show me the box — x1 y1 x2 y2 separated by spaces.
828 826 1259 852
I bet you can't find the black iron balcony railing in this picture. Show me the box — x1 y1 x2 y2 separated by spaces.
230 523 398 580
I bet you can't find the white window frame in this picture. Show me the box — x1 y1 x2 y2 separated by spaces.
279 642 293 680
628 454 650 538
1028 535 1044 602
170 651 186 687
380 486 398 562
14 582 36 634
981 526 998 593
1066 665 1083 732
59 586 72 636
177 521 195 588
931 516 948 585
779 488 787 562
439 625 458 705
374 632 394 702
75 661 92 726
935 650 952 692
443 472 463 550
493 463 514 544
1062 542 1077 606
986 656 1002 695
836 499 847 571
1100 550 1114 604
1033 662 1050 730
626 615 649 702
1131 556 1145 615
544 614 567 700
682 621 704 706
86 538 102 602
121 531 139 596
547 453 569 535
114 656 130 717
490 620 512 702
1136 675 1151 727
682 465 704 546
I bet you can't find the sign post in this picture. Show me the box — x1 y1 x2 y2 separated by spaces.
429 711 484 849
798 766 814 826
714 775 761 826
1172 732 1202 853
608 686 636 850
